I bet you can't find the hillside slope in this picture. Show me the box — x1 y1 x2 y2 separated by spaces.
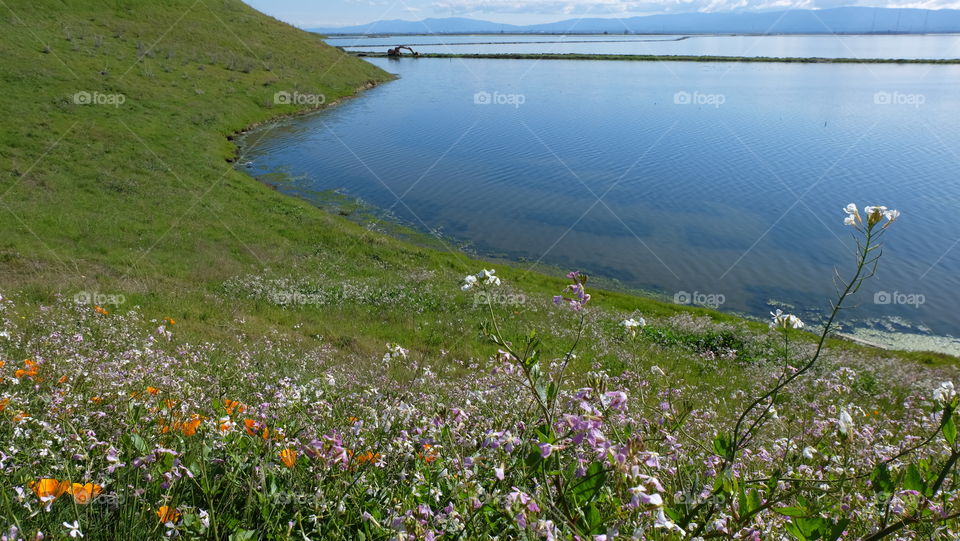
0 0 391 333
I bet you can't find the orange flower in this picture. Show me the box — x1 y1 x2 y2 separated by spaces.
157 505 181 524
164 399 177 409
181 415 203 436
419 444 439 463
164 318 176 325
90 397 104 404
224 399 245 415
58 375 69 384
218 416 234 433
69 483 103 504
15 360 38 379
355 451 381 466
348 416 359 424
12 411 30 423
94 305 109 315
243 418 269 439
280 448 297 469
29 478 70 502
0 398 9 413
146 387 160 396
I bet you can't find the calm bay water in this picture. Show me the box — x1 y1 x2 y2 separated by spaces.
326 33 960 60
244 56 960 351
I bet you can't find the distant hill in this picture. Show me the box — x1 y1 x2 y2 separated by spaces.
312 7 960 35
313 17 520 35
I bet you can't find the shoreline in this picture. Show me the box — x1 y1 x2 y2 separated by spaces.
351 51 960 64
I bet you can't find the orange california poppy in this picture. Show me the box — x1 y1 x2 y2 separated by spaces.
355 451 381 466
58 375 68 384
224 399 245 415
280 448 297 469
419 444 439 463
348 416 360 424
181 415 203 436
94 305 109 315
29 478 70 502
157 505 181 524
164 318 176 325
243 418 269 439
0 398 9 413
146 387 160 396
15 360 38 379
90 397 103 404
164 399 177 409
69 483 103 505
12 411 30 423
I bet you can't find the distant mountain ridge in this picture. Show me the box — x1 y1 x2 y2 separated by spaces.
312 7 960 35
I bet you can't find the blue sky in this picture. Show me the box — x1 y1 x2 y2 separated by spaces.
244 0 958 28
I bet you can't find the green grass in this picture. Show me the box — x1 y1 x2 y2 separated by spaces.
0 0 954 368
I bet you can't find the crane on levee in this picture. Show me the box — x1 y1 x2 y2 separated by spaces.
386 46 420 57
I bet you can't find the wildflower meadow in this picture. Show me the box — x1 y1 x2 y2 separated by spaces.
2 205 959 540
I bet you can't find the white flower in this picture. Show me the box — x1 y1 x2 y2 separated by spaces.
802 446 817 459
838 409 855 436
650 365 666 377
462 270 500 290
863 205 899 227
933 381 957 406
621 317 645 337
63 521 83 538
843 203 861 226
770 309 804 330
383 343 409 362
479 269 501 286
654 508 682 531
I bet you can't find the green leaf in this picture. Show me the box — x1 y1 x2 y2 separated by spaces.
584 502 603 534
776 507 809 518
124 433 148 454
745 489 762 514
228 530 257 541
943 415 957 445
903 464 926 493
713 434 732 457
784 520 808 541
870 464 894 495
571 462 607 504
826 519 849 541
547 382 559 403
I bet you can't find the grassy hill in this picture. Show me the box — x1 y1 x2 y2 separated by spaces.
0 0 391 341
2 2 960 540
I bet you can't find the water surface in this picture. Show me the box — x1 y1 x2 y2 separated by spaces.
244 57 960 352
326 33 960 60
